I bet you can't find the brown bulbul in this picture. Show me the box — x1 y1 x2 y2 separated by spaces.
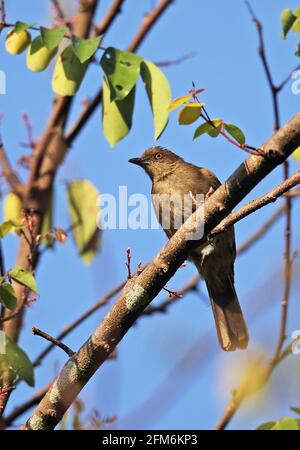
129 146 249 351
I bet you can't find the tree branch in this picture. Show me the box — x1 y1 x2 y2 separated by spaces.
210 171 300 238
0 143 23 196
32 327 74 358
2 204 288 427
236 204 286 255
94 0 125 35
24 111 300 429
214 338 297 430
215 4 296 430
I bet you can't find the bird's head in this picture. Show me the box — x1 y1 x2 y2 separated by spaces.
129 147 183 181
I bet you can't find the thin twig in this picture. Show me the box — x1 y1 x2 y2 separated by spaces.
3 206 290 427
215 338 296 430
277 63 300 93
0 144 24 196
32 327 74 357
246 0 294 380
236 205 286 255
32 278 127 367
284 189 300 198
154 52 195 67
0 0 5 33
94 0 125 35
215 3 296 430
1 384 51 429
272 162 292 361
210 172 300 238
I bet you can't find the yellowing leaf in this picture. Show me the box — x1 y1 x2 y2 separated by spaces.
178 103 202 125
292 16 300 33
0 333 34 386
292 146 300 162
168 95 193 112
52 45 88 96
102 77 135 147
271 418 300 430
5 29 31 55
67 180 101 265
27 36 57 72
256 422 276 430
3 193 22 234
281 8 297 39
9 266 38 294
0 221 15 238
141 60 171 140
168 89 205 112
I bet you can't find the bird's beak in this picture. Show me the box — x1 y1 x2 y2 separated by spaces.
128 157 145 167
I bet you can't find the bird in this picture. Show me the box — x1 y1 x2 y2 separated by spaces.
129 146 249 351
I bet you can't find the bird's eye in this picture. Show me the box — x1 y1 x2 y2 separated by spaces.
155 152 163 160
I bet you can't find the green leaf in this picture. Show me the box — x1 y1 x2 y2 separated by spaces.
140 60 171 140
193 122 214 139
281 9 297 39
178 103 203 125
0 333 34 386
0 283 17 310
292 16 300 33
193 119 222 140
40 25 67 51
256 421 276 430
100 47 142 101
15 21 34 34
67 180 101 265
271 417 300 430
208 123 222 137
292 146 300 161
102 77 135 147
224 123 246 145
8 267 38 294
52 45 88 96
290 406 300 415
295 43 300 57
72 35 103 63
0 221 14 238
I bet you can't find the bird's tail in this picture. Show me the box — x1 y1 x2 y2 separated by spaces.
205 276 249 351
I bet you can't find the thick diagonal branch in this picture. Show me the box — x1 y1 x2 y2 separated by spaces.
24 112 300 430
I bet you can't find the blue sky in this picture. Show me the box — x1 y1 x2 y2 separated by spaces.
1 0 300 430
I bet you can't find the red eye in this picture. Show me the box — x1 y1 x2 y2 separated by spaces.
155 152 163 160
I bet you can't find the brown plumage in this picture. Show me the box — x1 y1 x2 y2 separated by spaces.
129 146 249 351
